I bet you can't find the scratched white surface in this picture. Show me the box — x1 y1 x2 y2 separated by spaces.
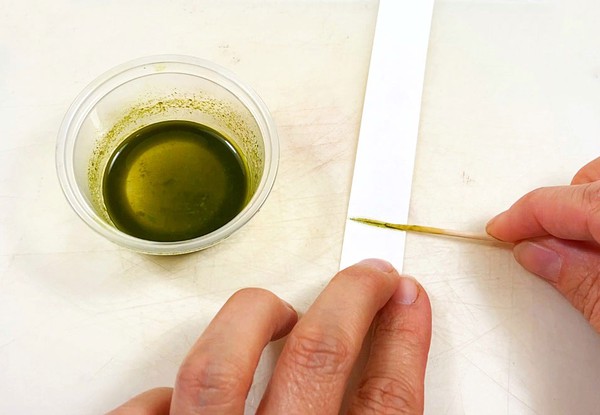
1 0 600 414
405 1 600 414
0 1 378 413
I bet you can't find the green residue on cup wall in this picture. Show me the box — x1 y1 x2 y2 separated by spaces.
88 94 264 226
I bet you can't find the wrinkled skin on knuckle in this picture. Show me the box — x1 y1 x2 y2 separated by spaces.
175 356 245 409
352 375 422 415
372 315 426 358
570 267 600 332
284 328 353 378
582 183 600 243
373 312 419 341
580 182 600 204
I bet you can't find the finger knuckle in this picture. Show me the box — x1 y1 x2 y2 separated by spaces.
522 186 547 205
570 268 600 326
373 312 420 341
175 356 244 408
581 184 600 214
580 184 600 242
353 375 422 415
580 182 600 203
371 322 427 362
284 328 353 376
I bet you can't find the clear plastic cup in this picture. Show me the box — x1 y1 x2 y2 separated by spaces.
56 55 279 255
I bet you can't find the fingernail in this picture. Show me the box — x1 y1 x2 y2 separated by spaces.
513 242 562 283
392 276 419 305
358 258 394 273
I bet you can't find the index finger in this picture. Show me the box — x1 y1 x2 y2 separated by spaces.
171 288 297 415
486 181 600 243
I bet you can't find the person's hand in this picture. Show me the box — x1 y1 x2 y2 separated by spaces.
107 259 432 414
487 157 600 332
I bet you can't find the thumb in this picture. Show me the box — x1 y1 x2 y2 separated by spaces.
513 237 600 332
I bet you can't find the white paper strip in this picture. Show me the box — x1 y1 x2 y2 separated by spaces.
340 0 434 270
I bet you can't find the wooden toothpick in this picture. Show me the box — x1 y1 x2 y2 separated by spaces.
350 217 504 243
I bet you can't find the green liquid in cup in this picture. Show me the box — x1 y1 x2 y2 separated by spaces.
103 120 248 242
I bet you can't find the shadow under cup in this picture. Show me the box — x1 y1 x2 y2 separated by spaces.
56 55 279 255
